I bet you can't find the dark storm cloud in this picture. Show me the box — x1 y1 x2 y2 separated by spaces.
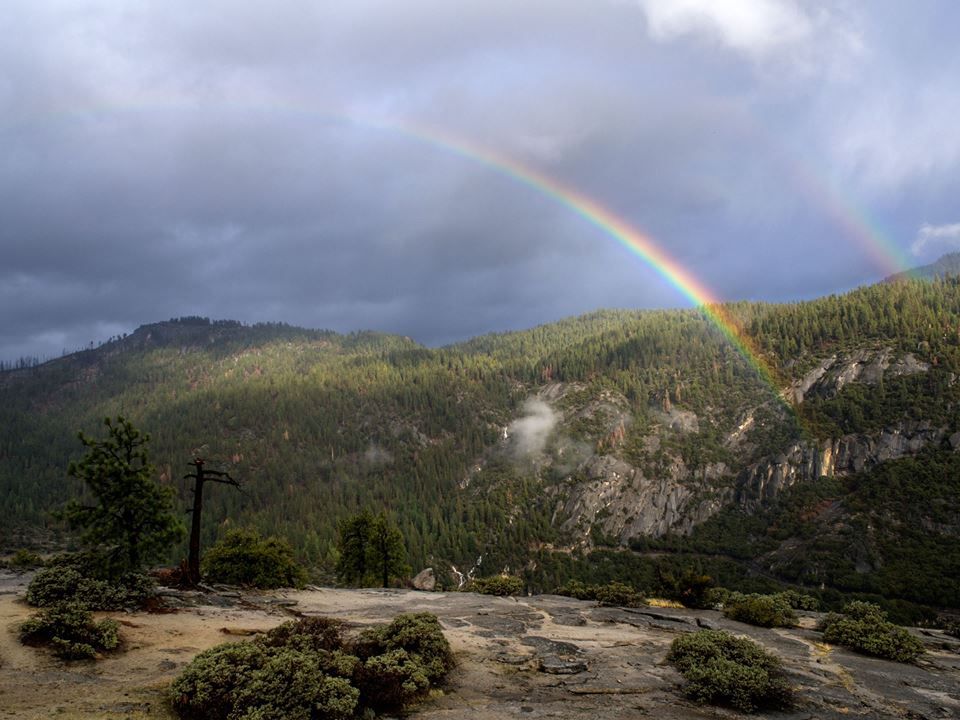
2 1 959 362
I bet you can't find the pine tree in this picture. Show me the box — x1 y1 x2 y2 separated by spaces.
61 416 184 576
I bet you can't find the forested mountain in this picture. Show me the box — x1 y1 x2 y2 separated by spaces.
2 274 959 614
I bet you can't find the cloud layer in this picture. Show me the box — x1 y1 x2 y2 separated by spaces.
1 1 958 362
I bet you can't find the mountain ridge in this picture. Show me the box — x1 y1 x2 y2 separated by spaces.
3 269 960 616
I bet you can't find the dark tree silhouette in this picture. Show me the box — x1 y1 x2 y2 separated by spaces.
62 416 183 576
336 511 406 587
183 458 239 585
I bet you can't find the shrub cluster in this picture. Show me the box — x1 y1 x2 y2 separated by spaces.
26 562 154 610
942 619 960 639
5 549 45 570
20 601 119 660
819 601 924 663
171 613 453 720
668 630 792 713
554 579 645 607
468 574 524 597
776 589 820 612
201 528 307 589
722 593 798 628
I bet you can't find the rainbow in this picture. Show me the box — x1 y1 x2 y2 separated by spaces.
19 100 910 401
358 116 785 396
731 112 914 278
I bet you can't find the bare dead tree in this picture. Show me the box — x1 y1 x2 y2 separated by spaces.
183 458 240 585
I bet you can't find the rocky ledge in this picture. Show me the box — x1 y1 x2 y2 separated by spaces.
1 575 958 719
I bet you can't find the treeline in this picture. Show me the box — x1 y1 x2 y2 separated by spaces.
2 277 960 610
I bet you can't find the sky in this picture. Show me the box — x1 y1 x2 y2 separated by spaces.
2 0 959 362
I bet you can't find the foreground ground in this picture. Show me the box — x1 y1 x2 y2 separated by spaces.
1 571 958 719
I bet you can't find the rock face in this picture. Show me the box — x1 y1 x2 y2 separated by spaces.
6 577 957 720
789 348 929 404
736 420 946 507
538 346 946 546
412 567 437 591
553 454 729 543
489 347 943 550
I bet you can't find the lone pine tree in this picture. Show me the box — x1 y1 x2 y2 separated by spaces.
62 416 183 576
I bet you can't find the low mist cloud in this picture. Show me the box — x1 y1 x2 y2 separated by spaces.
363 444 393 467
507 399 558 459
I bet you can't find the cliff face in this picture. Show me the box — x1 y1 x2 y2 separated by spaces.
551 454 729 543
735 420 950 508
788 348 929 405
518 347 953 548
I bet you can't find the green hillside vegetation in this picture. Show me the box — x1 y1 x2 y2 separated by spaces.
2 277 960 614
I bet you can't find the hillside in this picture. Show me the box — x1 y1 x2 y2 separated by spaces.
2 277 960 613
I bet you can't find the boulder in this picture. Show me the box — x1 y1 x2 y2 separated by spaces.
412 567 436 591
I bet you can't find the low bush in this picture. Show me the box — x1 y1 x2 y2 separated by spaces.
7 549 45 570
352 612 454 685
776 590 820 611
554 579 595 600
171 613 452 720
20 601 119 660
26 562 154 610
723 593 797 628
201 528 307 589
171 641 269 720
469 574 524 596
668 629 792 713
820 601 924 662
942 619 960 639
594 581 645 608
260 616 345 653
554 580 645 607
703 587 739 609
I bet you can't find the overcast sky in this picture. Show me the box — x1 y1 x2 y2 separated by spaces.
2 0 959 362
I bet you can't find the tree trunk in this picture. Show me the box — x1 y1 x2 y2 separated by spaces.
188 474 204 585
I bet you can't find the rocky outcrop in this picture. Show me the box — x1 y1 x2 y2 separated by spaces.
736 420 947 507
5 575 958 720
789 349 929 404
553 454 731 543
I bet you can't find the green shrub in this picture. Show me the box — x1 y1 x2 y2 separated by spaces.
351 612 454 685
469 574 524 596
201 528 307 589
356 649 430 711
593 581 645 608
820 602 924 662
232 650 359 720
668 630 792 713
942 619 960 639
172 613 452 720
171 641 269 720
260 616 345 654
20 601 119 660
775 590 820 611
723 593 797 628
554 580 645 607
8 549 44 570
704 587 740 609
26 563 154 610
554 579 596 600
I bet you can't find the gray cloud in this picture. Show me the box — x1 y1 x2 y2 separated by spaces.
1 1 958 362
